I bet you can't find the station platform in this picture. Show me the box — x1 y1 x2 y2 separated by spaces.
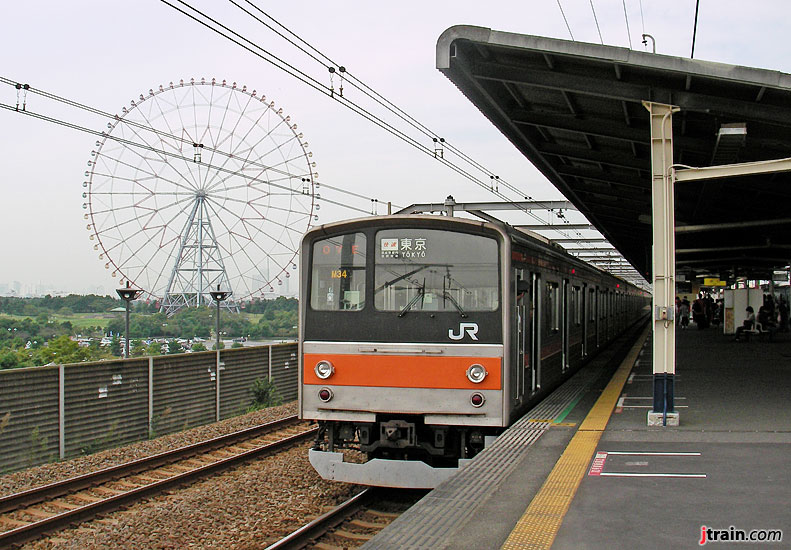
362 323 791 549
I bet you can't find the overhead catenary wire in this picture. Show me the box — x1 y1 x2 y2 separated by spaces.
556 0 575 40
0 100 372 218
589 0 604 44
223 0 611 250
622 0 633 49
158 0 592 239
0 76 393 215
691 0 700 58
160 0 643 277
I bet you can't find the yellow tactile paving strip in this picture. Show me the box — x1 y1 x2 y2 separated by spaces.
501 326 650 550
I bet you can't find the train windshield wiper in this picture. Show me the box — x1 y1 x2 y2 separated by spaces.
442 291 468 318
376 265 429 293
399 285 425 317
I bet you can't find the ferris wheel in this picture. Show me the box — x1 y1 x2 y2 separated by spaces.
83 78 318 313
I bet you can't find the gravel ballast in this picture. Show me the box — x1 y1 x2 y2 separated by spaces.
0 403 363 549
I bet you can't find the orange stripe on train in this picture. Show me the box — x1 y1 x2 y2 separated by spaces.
303 353 502 390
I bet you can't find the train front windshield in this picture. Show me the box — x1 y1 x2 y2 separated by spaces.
374 229 499 314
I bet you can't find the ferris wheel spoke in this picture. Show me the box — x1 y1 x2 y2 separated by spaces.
203 198 294 274
146 89 205 190
199 85 253 188
94 148 200 195
133 96 199 194
112 110 201 192
203 102 289 191
205 194 311 233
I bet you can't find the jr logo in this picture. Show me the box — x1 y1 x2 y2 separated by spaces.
449 322 479 341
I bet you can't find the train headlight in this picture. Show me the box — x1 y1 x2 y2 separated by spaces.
466 364 487 384
318 387 333 402
314 360 334 379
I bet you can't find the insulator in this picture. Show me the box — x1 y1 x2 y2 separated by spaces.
232 82 237 88
149 89 154 96
159 85 164 92
285 115 290 122
82 192 87 198
211 78 216 85
84 214 89 220
222 79 227 86
89 234 94 240
180 79 184 86
83 203 88 209
285 272 290 278
99 253 104 259
190 77 195 84
201 77 205 84
169 81 174 88
308 152 313 157
130 100 135 106
87 160 93 166
94 244 98 250
277 108 283 115
251 90 256 96
95 141 101 147
139 94 145 101
241 85 246 92
83 182 88 187
315 204 320 210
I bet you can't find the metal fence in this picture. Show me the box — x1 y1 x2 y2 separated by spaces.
0 343 298 474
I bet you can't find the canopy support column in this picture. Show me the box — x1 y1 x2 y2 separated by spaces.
644 101 680 427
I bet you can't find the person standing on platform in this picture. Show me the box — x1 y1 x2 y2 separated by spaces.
778 296 789 332
680 298 690 329
692 295 707 329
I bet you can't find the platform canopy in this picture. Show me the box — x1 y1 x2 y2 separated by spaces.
437 26 791 283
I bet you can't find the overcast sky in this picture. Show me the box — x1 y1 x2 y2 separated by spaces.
1 1 789 297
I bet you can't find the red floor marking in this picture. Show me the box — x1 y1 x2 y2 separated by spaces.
588 451 608 476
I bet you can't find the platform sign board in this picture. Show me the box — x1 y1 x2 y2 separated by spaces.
703 278 726 287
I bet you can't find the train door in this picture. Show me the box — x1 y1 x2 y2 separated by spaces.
562 279 570 372
581 283 588 357
531 272 541 392
513 268 526 403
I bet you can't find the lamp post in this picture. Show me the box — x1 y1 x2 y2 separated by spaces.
209 285 230 422
116 281 142 359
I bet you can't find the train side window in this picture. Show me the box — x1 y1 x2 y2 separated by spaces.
589 288 596 321
547 282 559 332
572 286 582 325
310 233 367 311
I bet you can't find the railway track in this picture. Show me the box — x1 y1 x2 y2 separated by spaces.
0 415 316 548
266 487 425 550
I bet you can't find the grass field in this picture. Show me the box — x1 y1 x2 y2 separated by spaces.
2 313 115 330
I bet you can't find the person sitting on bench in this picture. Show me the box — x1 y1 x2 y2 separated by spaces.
733 306 755 342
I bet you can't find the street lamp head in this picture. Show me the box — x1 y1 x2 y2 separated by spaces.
209 285 231 302
116 281 143 302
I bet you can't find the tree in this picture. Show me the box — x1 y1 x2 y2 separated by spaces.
191 342 207 352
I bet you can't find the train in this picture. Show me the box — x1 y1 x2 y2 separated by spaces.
298 213 649 488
